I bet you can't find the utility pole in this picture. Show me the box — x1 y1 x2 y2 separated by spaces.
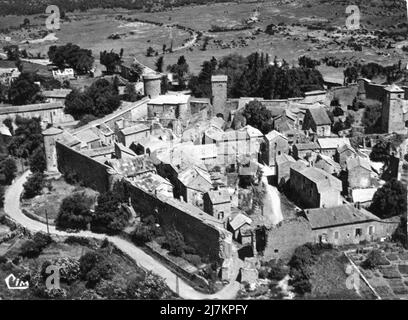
45 209 50 235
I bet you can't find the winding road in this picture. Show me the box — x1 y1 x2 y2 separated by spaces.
4 171 241 300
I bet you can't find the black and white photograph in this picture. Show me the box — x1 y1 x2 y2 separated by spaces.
0 0 407 307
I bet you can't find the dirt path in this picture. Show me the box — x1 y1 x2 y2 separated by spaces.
4 171 241 300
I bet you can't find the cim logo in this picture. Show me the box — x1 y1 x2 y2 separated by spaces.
4 274 29 290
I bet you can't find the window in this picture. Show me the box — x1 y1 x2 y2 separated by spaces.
334 231 339 240
355 228 362 237
274 249 279 253
368 225 374 235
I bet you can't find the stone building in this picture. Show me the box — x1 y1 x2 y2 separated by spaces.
43 126 64 173
304 204 398 245
203 189 231 220
317 137 351 158
262 130 290 166
275 153 296 186
147 94 191 126
346 156 372 189
211 75 228 119
302 106 332 137
292 142 320 160
117 123 150 147
314 154 341 175
336 143 357 169
289 166 342 208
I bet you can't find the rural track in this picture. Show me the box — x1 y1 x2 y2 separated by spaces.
4 171 241 300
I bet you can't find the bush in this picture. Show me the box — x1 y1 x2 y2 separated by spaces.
131 224 155 245
64 236 91 246
23 172 45 199
0 256 7 264
184 254 202 267
126 272 170 299
79 251 113 288
267 260 287 281
20 232 52 258
362 250 390 269
56 192 93 230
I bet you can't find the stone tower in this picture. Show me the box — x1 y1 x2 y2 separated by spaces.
43 126 63 173
211 75 228 119
382 84 405 133
143 73 162 99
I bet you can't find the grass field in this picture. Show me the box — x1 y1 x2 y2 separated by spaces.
1 1 407 76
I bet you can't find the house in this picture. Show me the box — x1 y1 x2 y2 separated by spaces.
177 166 213 208
118 123 150 147
314 154 341 175
273 110 297 133
262 130 290 166
52 68 75 80
336 143 357 169
290 166 342 208
317 137 351 158
114 142 137 159
203 189 231 220
147 94 191 124
106 156 156 178
228 213 253 244
74 128 101 149
275 154 296 186
292 142 320 160
304 204 397 245
302 106 332 137
346 156 372 189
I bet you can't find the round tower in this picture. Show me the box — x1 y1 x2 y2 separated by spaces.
143 73 162 99
42 126 63 173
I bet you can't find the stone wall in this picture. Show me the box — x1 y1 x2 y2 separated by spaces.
56 142 111 193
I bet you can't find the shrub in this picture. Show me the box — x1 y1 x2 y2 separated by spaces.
126 272 170 299
0 256 7 264
267 260 287 281
56 192 93 230
20 232 52 258
79 251 113 288
185 254 202 267
131 224 155 245
362 250 390 269
64 236 91 246
23 172 45 199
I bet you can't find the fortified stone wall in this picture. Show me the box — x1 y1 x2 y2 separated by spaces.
56 142 111 193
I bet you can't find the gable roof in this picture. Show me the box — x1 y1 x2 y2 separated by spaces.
294 142 320 151
318 137 351 150
206 189 231 204
305 204 380 230
315 154 341 171
229 213 252 231
178 166 212 192
307 107 331 125
265 130 287 142
351 188 378 204
346 156 371 172
121 123 150 136
293 166 342 192
276 153 296 165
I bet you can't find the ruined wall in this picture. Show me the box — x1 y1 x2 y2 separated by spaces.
56 142 111 193
262 218 313 261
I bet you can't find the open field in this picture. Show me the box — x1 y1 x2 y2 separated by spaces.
1 1 407 77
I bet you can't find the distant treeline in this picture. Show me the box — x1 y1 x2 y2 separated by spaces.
0 0 230 16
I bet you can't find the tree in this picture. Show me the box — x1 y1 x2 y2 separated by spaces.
4 45 19 60
0 185 4 209
8 72 43 105
167 56 189 89
8 117 43 159
48 43 94 75
242 100 273 134
361 100 382 134
56 192 93 230
155 56 164 72
29 147 46 173
0 82 9 103
123 83 140 102
65 89 95 120
86 79 121 117
99 50 122 74
164 230 185 257
126 272 170 299
127 63 143 82
91 191 129 234
75 114 98 128
370 140 391 162
298 55 320 69
146 47 155 57
370 179 407 219
79 251 113 288
0 157 17 185
23 172 45 199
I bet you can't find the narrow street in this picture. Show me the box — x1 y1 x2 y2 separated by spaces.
4 171 241 300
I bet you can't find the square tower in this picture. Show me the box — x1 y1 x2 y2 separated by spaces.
382 84 405 133
211 75 228 119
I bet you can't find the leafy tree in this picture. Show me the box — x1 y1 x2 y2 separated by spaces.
23 172 45 199
164 230 185 257
48 43 94 75
242 100 273 134
91 191 129 234
100 50 122 74
56 192 93 230
86 79 121 117
361 250 390 269
79 251 113 288
146 47 155 57
65 89 95 120
29 147 46 173
370 140 391 162
0 82 9 103
155 56 164 72
131 224 156 245
3 45 20 60
126 272 170 299
0 157 17 185
370 178 407 219
8 117 43 158
361 100 382 134
298 55 320 68
123 83 140 102
126 63 143 82
8 72 44 105
344 66 359 84
167 55 189 89
76 114 98 128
